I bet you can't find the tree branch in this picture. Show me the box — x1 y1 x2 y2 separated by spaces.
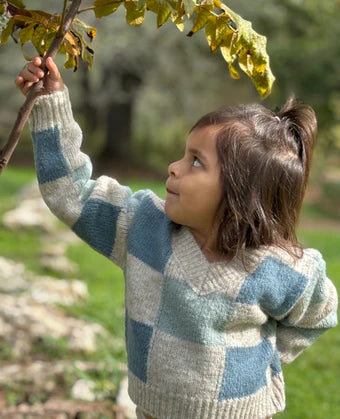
0 0 83 175
77 6 95 14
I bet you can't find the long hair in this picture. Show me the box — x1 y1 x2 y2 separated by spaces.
191 96 317 260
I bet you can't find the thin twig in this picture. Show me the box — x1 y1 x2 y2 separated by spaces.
0 0 83 174
60 0 68 32
77 6 95 14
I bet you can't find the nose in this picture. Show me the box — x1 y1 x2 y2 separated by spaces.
168 160 180 177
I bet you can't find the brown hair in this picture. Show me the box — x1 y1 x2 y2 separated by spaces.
191 96 317 260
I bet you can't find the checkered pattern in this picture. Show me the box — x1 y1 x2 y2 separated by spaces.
29 89 338 419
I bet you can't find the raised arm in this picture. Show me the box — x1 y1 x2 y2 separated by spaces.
15 57 150 269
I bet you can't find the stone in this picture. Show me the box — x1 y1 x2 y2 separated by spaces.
116 376 137 419
40 243 79 276
0 257 28 293
2 198 57 233
0 294 107 358
71 379 96 402
29 277 88 305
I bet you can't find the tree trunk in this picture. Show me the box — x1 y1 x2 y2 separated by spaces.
101 101 133 162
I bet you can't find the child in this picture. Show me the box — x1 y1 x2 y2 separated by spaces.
16 57 338 419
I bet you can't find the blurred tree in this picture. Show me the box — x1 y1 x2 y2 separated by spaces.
228 0 340 159
0 0 274 173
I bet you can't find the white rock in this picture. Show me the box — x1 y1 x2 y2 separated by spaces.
0 256 28 292
116 376 137 419
30 277 88 305
0 294 107 358
2 197 57 233
71 379 96 402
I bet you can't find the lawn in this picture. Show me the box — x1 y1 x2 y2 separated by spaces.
0 166 339 416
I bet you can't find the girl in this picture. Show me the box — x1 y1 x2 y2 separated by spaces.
16 57 338 419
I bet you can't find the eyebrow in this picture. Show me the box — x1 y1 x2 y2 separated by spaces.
187 147 208 164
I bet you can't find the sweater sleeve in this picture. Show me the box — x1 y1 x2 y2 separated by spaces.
274 249 338 364
29 88 150 269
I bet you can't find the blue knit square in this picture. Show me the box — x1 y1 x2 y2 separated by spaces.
236 256 308 317
156 275 234 346
126 313 153 383
219 338 273 400
128 195 172 273
72 198 120 257
32 126 69 184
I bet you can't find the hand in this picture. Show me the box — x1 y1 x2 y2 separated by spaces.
15 56 64 96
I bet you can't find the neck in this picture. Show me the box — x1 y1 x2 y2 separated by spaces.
189 227 225 263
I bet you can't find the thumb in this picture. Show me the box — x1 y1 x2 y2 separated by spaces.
45 57 61 81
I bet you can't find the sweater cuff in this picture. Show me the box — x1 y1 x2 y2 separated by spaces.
29 87 73 133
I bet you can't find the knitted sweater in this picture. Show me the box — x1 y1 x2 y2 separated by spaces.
29 89 338 419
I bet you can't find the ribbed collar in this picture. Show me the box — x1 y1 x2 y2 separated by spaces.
170 226 269 296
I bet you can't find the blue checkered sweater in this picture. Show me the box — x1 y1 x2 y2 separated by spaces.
30 89 338 419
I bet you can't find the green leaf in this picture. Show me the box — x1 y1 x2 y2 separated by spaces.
71 18 96 69
7 0 26 8
146 0 171 27
0 17 14 45
125 0 146 26
31 26 55 55
71 18 97 42
94 0 123 18
18 22 34 45
64 53 77 69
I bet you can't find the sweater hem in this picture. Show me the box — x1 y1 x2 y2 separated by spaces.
128 372 286 419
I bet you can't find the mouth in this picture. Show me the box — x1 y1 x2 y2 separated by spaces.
166 182 179 196
166 188 179 196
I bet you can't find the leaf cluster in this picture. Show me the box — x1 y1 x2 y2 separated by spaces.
0 0 96 70
0 0 275 96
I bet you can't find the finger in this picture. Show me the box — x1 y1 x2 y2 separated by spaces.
21 67 39 83
27 61 44 79
15 76 24 88
22 81 34 96
32 56 43 67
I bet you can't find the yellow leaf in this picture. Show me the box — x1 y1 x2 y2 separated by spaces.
64 31 80 56
216 2 275 97
220 31 238 63
188 4 213 36
125 0 146 26
228 62 239 79
170 0 186 31
94 0 123 18
205 14 233 52
13 10 54 28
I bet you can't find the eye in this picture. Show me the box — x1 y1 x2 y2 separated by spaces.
192 156 202 167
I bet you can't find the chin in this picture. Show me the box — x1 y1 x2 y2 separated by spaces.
164 203 182 225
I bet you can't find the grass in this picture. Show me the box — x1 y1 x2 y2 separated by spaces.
0 166 339 416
